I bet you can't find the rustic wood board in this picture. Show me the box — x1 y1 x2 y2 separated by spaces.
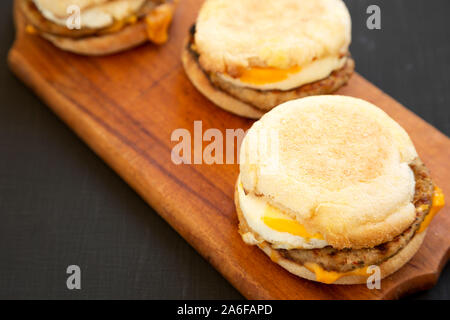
8 0 450 299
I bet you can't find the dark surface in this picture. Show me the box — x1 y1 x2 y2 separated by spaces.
0 0 449 300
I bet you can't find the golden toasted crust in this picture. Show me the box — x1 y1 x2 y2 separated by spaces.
182 41 265 119
240 96 419 249
195 0 351 75
235 186 426 284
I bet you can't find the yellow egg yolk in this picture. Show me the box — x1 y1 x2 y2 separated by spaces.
418 186 445 233
262 204 323 240
238 65 302 85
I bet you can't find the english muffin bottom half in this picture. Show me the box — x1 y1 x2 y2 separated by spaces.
235 95 445 284
182 0 355 119
21 0 177 55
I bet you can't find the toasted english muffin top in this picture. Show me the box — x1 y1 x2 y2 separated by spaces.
239 96 418 249
194 0 351 76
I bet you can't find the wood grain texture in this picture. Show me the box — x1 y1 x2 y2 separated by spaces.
8 0 450 299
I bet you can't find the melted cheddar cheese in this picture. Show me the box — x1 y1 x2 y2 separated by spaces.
418 186 445 233
263 204 323 240
145 3 175 45
304 262 368 284
269 249 280 263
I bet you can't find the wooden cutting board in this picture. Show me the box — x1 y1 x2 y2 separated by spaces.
8 0 450 299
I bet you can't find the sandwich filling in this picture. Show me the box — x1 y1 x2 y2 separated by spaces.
237 158 444 282
187 26 354 111
33 0 147 29
238 180 328 250
217 56 348 91
23 0 174 44
185 0 354 111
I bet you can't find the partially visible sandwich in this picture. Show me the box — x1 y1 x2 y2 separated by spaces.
20 0 176 55
236 96 445 284
183 0 354 119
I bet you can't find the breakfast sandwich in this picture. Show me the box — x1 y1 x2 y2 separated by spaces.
236 96 445 284
20 0 176 55
182 0 354 119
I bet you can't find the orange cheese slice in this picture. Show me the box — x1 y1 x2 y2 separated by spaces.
304 262 368 284
418 186 445 233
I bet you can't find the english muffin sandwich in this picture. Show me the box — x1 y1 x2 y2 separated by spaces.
236 96 445 284
182 0 354 119
20 0 176 55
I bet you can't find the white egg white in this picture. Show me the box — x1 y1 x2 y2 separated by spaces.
219 56 347 91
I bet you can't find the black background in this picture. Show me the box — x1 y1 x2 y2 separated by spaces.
1 0 449 299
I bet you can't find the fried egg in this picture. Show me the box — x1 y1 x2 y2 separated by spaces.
33 0 146 29
218 56 347 91
238 179 328 249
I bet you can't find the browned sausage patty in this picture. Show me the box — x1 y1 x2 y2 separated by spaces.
188 25 354 111
238 158 434 273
